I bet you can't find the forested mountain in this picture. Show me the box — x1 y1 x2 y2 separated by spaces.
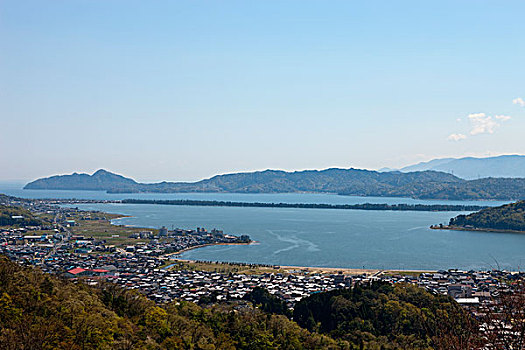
449 200 525 232
24 168 462 195
24 168 525 200
0 257 477 349
0 256 339 349
400 155 525 180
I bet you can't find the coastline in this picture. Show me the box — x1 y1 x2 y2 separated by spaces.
431 225 525 235
164 256 438 276
83 209 517 274
119 199 488 212
279 265 436 275
164 240 437 276
166 241 255 257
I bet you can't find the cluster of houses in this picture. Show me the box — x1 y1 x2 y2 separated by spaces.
1 194 525 313
3 217 525 311
74 262 525 309
1 194 252 262
101 266 356 306
128 226 251 254
379 269 520 310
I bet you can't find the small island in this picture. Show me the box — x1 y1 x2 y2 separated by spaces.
431 200 525 233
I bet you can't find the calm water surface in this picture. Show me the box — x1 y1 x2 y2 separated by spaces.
71 202 525 271
0 182 509 206
2 184 521 271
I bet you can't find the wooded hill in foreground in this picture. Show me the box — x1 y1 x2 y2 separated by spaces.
0 256 338 350
449 200 525 232
24 168 525 200
0 256 479 349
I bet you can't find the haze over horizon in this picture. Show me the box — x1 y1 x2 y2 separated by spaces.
8 153 525 185
2 1 525 182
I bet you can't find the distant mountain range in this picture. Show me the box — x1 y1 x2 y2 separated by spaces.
399 155 525 180
23 168 525 201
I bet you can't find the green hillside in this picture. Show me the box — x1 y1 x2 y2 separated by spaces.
0 204 43 227
0 256 339 349
449 201 525 232
0 256 480 349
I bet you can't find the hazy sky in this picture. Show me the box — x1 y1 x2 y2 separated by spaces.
2 1 525 182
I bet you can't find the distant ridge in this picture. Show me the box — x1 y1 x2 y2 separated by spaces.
400 155 525 179
23 167 525 200
24 169 138 191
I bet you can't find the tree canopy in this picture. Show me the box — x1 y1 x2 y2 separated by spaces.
449 200 525 232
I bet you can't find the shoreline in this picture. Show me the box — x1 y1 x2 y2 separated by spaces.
431 225 525 234
81 210 519 275
163 256 439 275
279 265 436 275
164 242 437 276
19 188 514 203
114 199 490 212
60 197 489 212
81 211 256 253
166 241 255 257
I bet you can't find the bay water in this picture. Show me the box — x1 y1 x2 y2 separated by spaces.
1 184 522 271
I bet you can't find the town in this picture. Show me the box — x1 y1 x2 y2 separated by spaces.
0 194 523 313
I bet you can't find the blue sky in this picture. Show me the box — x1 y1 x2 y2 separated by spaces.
1 1 525 182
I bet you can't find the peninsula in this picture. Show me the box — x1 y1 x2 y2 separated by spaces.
432 200 525 233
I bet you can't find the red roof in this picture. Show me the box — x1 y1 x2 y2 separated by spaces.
91 269 109 273
67 268 87 275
